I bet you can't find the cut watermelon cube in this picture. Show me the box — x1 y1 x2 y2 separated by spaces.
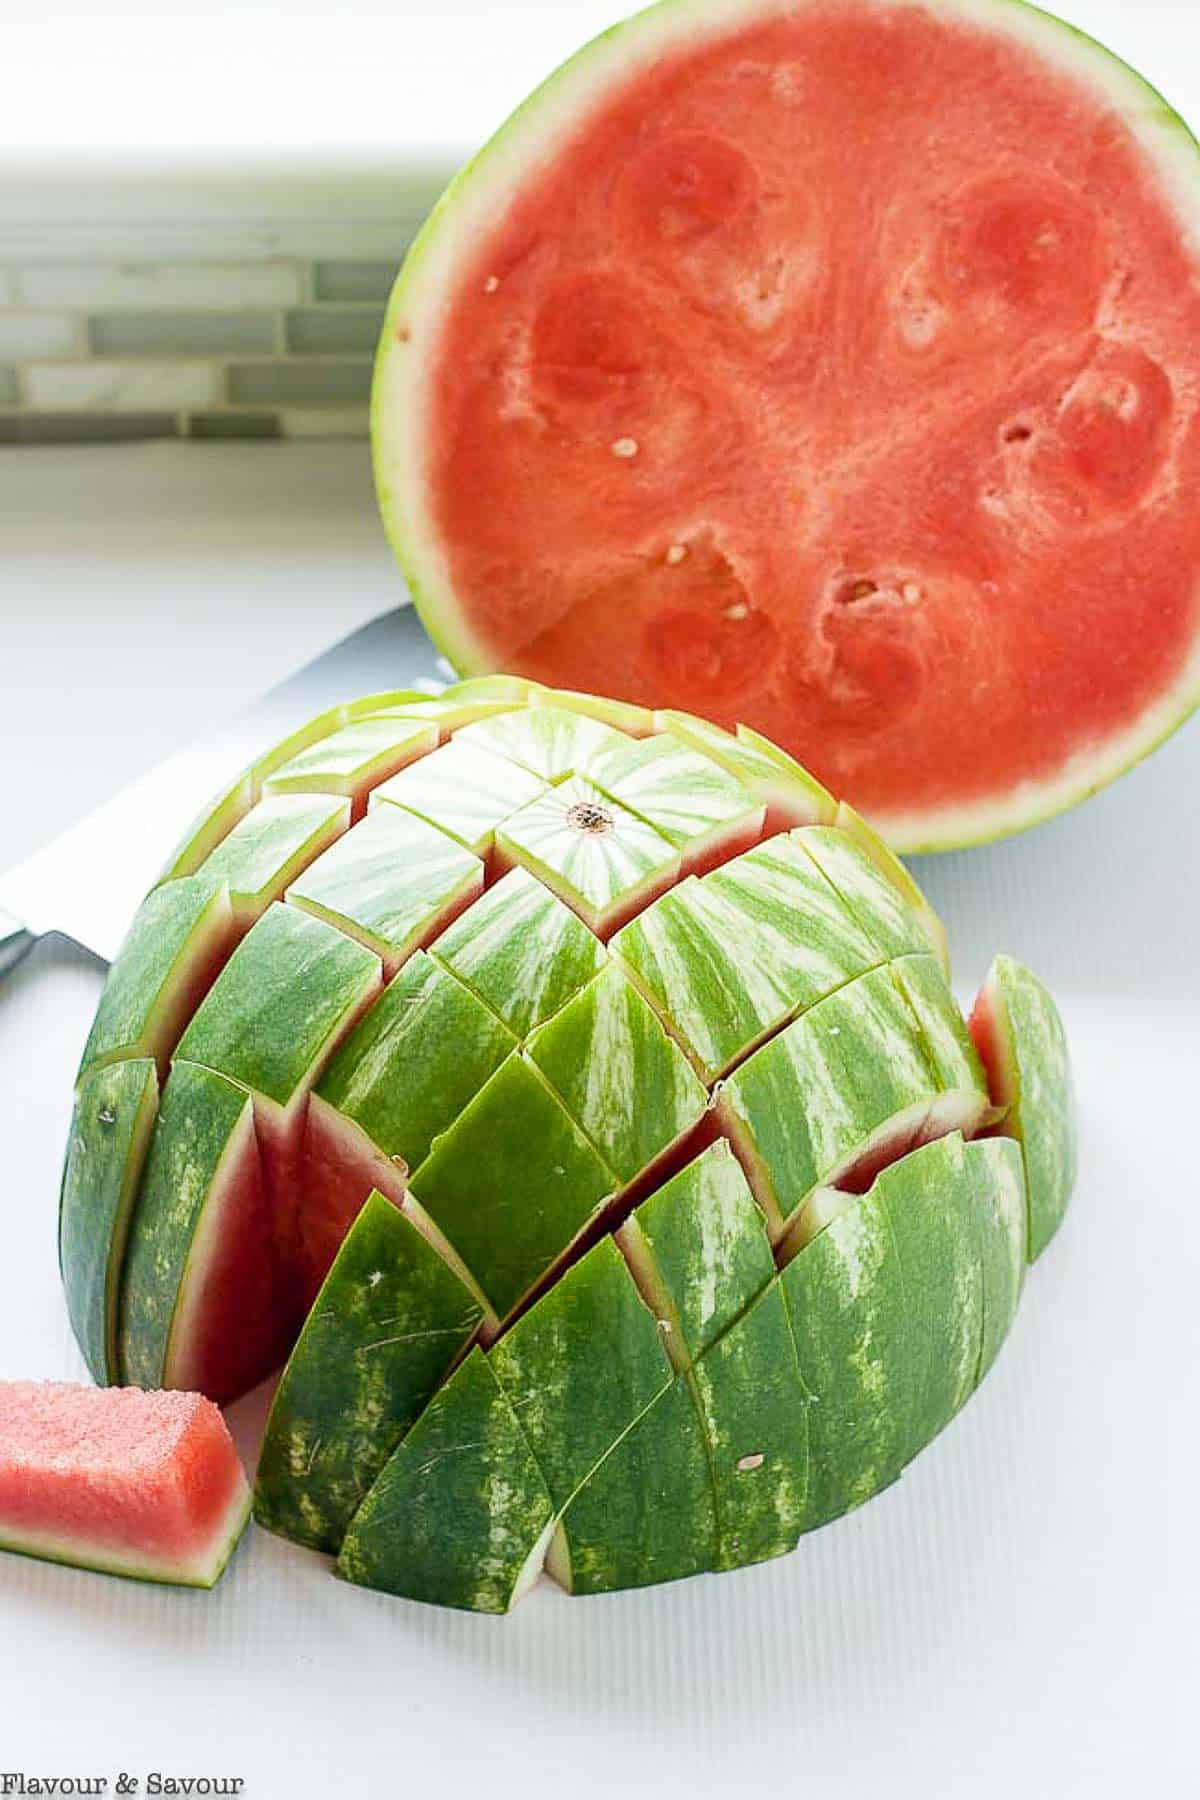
0 1382 249 1587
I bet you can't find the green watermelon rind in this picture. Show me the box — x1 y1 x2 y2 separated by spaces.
0 1477 251 1590
372 0 1200 852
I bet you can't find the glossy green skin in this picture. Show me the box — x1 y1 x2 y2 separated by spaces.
80 877 232 1077
316 950 515 1173
338 1347 555 1613
288 804 481 967
554 1375 718 1595
119 1062 258 1389
720 960 957 1231
612 838 881 1083
60 1059 159 1382
408 1053 616 1321
176 902 380 1110
526 962 706 1184
984 955 1078 1260
372 736 548 852
489 1237 673 1509
64 676 1074 1610
618 1138 775 1363
431 866 606 1039
254 1191 483 1552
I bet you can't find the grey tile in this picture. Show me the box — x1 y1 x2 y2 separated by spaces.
20 261 303 309
0 366 18 406
227 360 372 407
188 410 281 440
0 412 179 444
313 261 397 304
90 311 278 357
287 307 383 356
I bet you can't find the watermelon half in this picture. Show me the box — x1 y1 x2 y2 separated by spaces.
0 1383 250 1587
374 0 1200 850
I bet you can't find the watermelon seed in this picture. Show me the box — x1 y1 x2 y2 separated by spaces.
736 1453 764 1472
724 602 749 621
566 799 615 835
611 436 640 458
1003 423 1033 444
666 543 688 565
484 275 500 293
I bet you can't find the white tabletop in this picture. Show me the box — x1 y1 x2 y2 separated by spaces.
1 442 1197 1797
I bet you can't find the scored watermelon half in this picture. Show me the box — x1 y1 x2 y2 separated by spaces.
0 1383 250 1587
374 0 1200 850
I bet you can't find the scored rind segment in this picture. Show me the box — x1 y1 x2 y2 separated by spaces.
60 1059 159 1384
253 1190 484 1553
63 677 1068 1613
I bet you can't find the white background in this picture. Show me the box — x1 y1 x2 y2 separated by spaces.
2 1 1200 1794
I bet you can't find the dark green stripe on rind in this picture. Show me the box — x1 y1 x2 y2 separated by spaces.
526 962 707 1184
60 1059 159 1382
488 1237 673 1510
176 903 381 1110
718 961 940 1231
690 1281 808 1572
552 1375 718 1595
981 955 1077 1261
80 878 233 1078
408 1053 616 1321
874 1136 982 1453
287 805 482 968
254 1190 483 1552
194 793 351 919
618 1139 775 1365
780 1187 912 1531
119 1062 260 1389
430 866 607 1039
316 950 516 1174
963 1136 1027 1386
337 1346 555 1613
795 826 936 962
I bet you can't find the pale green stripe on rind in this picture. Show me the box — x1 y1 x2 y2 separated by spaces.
780 1188 911 1530
194 793 351 922
456 704 630 782
286 804 482 970
833 802 950 975
254 1190 484 1553
588 732 763 850
337 1347 556 1613
526 962 707 1184
316 950 516 1174
60 1059 159 1383
80 878 234 1079
496 776 679 929
488 1237 674 1510
617 1139 775 1367
795 826 936 963
430 865 607 1039
408 1053 616 1321
978 955 1077 1261
176 902 381 1111
690 1280 808 1571
119 1063 260 1390
656 713 835 824
551 1376 719 1595
892 952 989 1099
371 736 549 852
964 1136 1027 1386
718 961 938 1232
262 716 437 795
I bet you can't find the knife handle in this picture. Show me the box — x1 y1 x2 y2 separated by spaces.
0 909 36 982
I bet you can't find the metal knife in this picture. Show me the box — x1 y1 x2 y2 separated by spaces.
0 604 446 980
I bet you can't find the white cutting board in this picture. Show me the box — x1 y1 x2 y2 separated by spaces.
0 438 1196 1796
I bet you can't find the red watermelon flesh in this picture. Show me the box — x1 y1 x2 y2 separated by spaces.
378 0 1200 848
0 1383 250 1586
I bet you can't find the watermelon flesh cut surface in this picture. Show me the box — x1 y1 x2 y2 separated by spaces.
0 1383 249 1587
376 0 1200 848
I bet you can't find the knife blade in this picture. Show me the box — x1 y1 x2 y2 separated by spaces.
0 604 447 974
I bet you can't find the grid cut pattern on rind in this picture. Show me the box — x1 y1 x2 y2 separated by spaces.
72 682 964 1457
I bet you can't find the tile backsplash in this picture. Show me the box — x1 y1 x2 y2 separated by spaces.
0 256 400 443
0 163 449 444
